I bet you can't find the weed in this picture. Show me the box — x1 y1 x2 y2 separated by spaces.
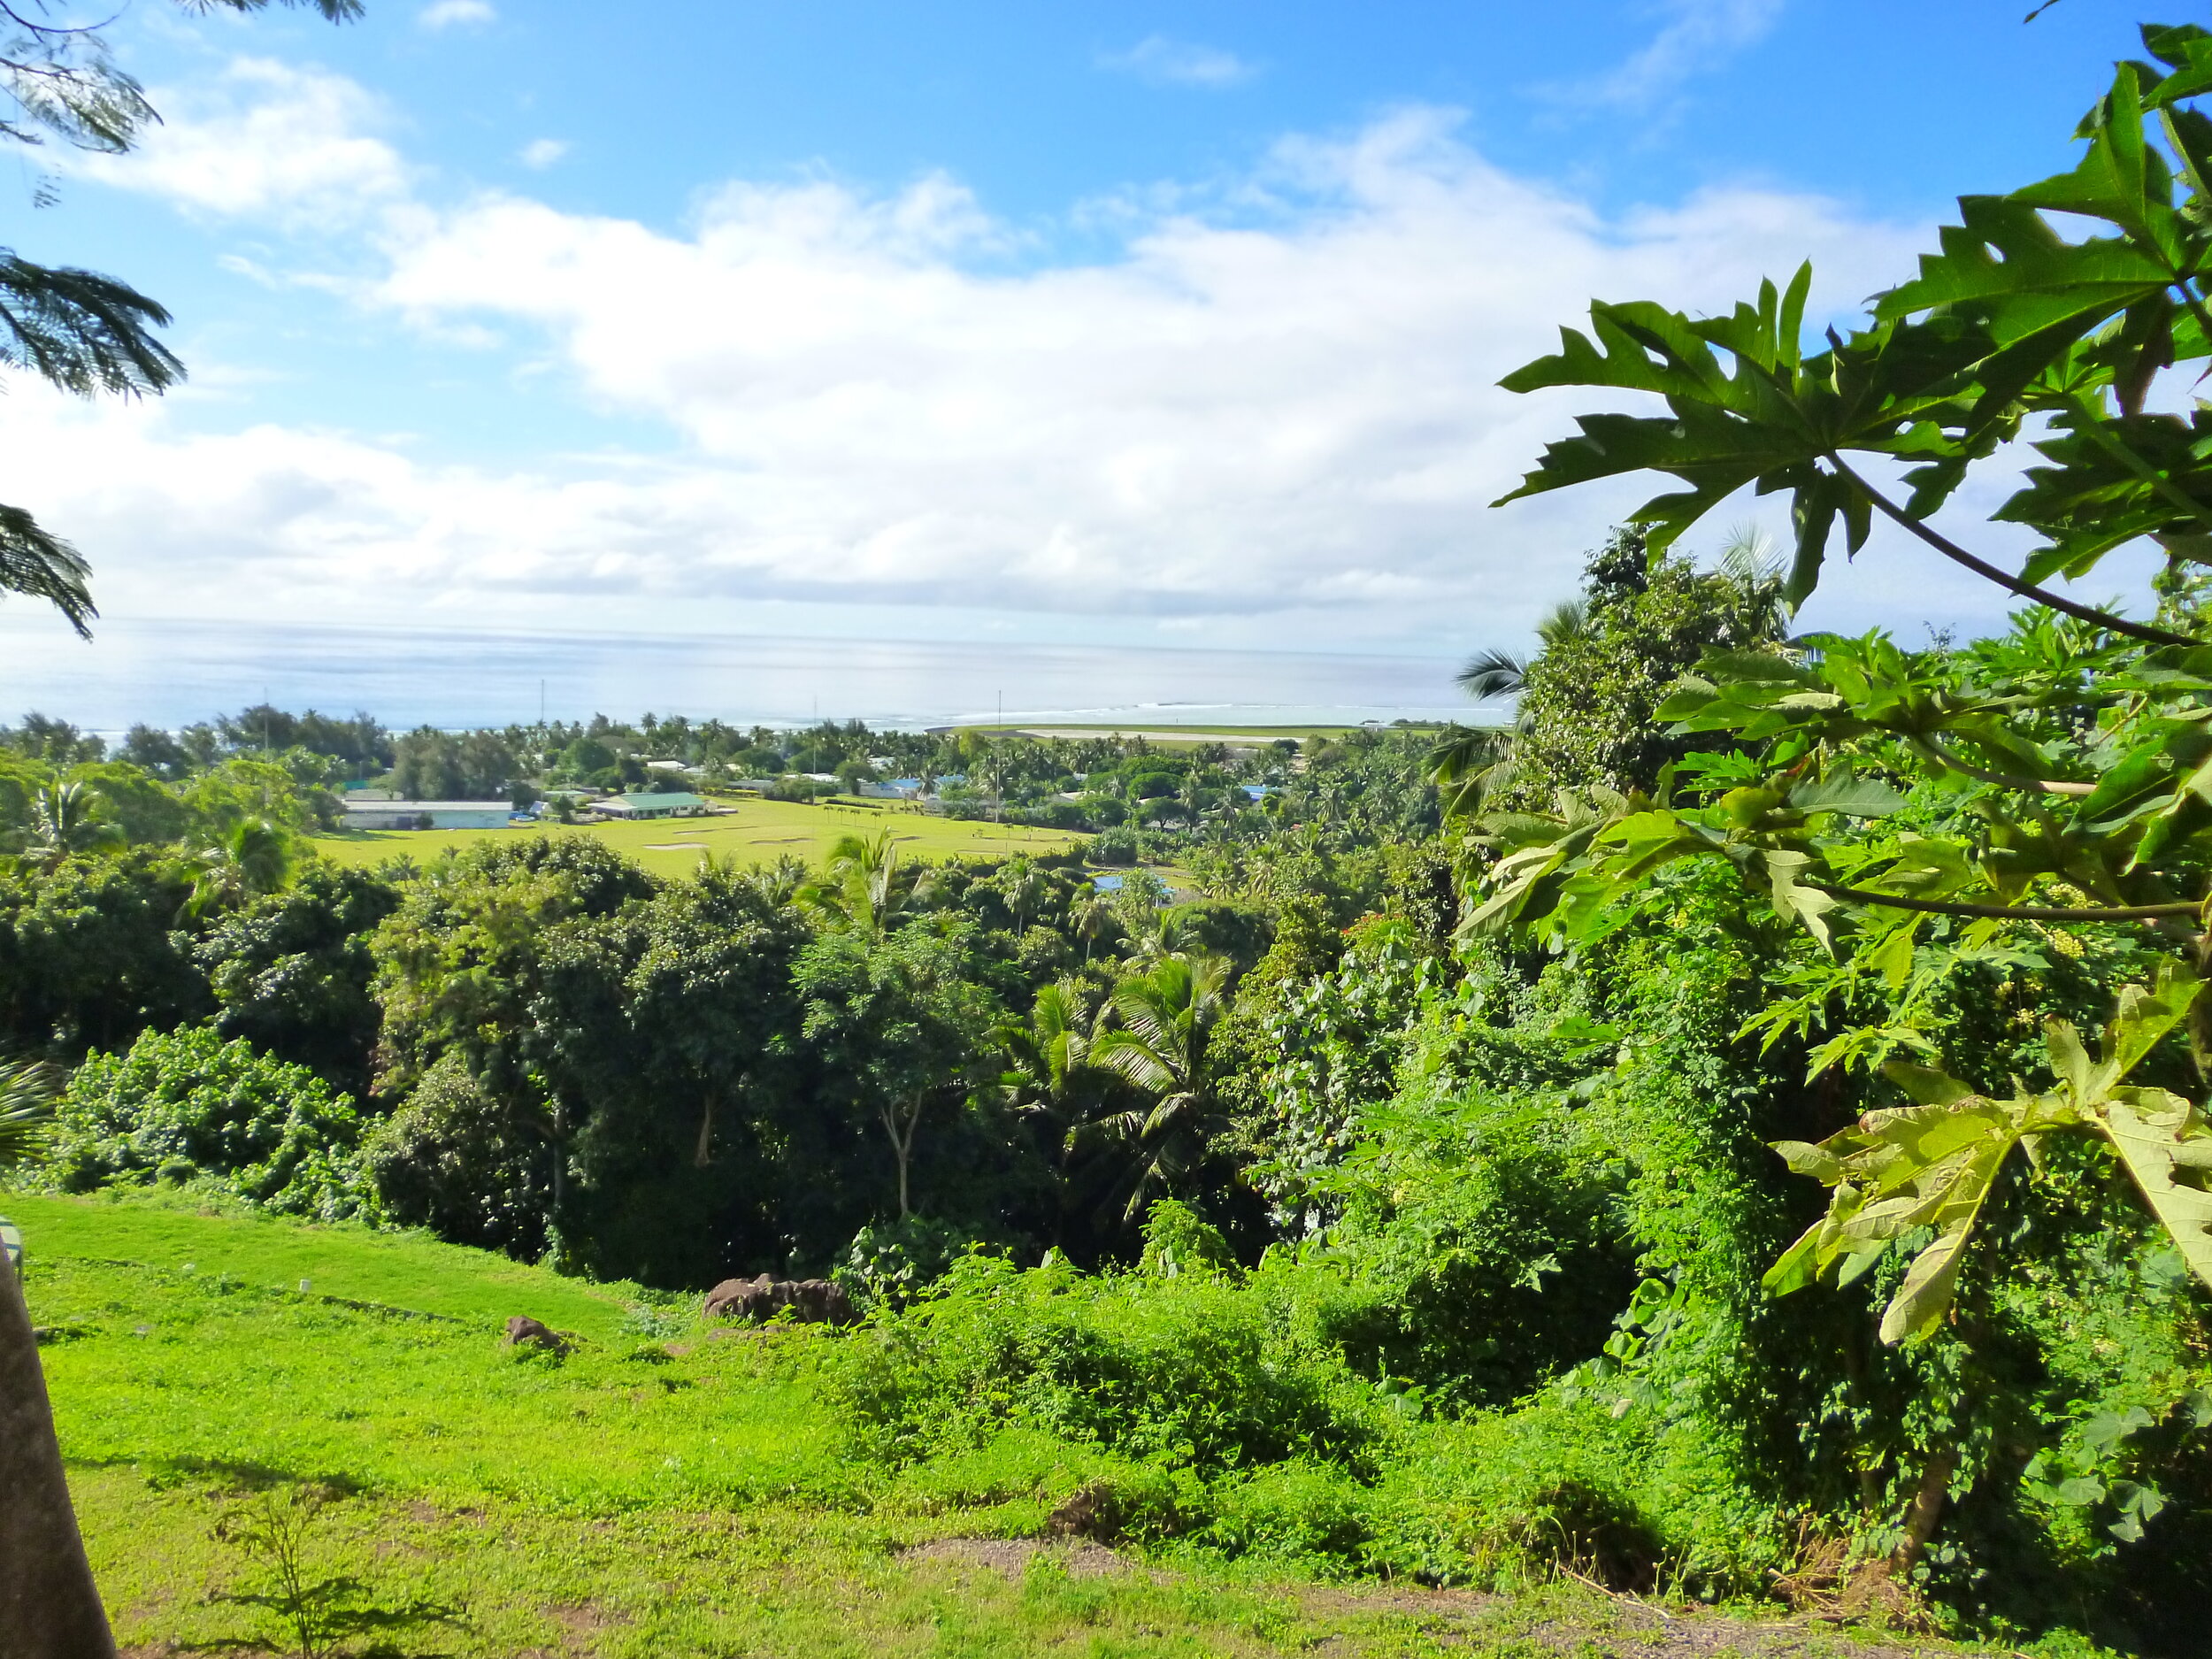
211 1485 462 1658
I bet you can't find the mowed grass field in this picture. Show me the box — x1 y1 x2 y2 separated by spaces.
312 796 1085 879
11 1190 1982 1658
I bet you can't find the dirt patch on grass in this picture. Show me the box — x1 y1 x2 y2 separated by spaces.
1333 1593 1939 1659
1292 1582 1492 1618
506 1599 629 1659
901 1536 1139 1579
1509 1607 1931 1657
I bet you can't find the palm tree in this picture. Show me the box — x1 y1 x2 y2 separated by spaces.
1433 599 1593 816
0 1060 55 1173
19 783 120 871
1453 598 1590 703
1717 523 1792 641
995 982 1103 1241
1119 905 1203 968
995 856 1048 933
188 817 296 918
1069 890 1117 962
1086 951 1232 1224
801 829 917 932
717 850 808 904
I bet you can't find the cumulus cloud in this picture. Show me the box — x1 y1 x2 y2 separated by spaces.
518 137 569 169
62 58 405 227
419 0 495 30
1100 36 1259 88
360 108 1924 629
36 65 2023 650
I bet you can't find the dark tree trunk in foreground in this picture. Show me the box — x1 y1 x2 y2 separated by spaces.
0 1248 114 1658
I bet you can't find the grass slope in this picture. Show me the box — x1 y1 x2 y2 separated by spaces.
16 1194 1984 1657
312 798 1084 879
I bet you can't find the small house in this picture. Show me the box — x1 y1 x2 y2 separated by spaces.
343 799 518 830
595 791 714 820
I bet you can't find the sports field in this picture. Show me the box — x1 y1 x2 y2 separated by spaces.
311 796 1084 879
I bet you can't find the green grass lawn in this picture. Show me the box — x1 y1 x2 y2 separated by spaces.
13 1193 1980 1657
312 796 1085 879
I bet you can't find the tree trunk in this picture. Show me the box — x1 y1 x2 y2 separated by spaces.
693 1094 715 1168
1886 1448 1960 1580
881 1096 920 1218
0 1248 116 1658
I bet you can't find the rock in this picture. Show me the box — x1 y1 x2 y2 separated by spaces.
703 1273 779 1322
702 1274 856 1326
786 1278 857 1325
503 1315 570 1355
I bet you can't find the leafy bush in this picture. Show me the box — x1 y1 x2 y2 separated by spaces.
818 1250 1399 1481
1089 826 1139 866
836 1215 981 1310
47 1025 382 1222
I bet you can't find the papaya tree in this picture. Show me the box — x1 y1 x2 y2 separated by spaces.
1475 23 2212 1345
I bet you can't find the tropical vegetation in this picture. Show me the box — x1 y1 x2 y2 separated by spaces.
10 11 2212 1657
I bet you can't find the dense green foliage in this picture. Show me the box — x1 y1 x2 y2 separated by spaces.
49 1026 380 1220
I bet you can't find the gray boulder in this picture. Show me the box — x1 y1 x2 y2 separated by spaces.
503 1315 570 1355
703 1273 856 1326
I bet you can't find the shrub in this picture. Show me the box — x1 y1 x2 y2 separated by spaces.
837 1216 981 1310
47 1025 382 1222
818 1252 1399 1479
1090 826 1139 866
1202 1458 1372 1568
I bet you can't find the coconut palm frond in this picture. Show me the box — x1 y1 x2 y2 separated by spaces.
1455 648 1528 703
1535 598 1589 648
1717 523 1794 635
0 1058 57 1171
1092 1028 1176 1095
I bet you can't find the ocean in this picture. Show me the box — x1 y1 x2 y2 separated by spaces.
0 616 1478 736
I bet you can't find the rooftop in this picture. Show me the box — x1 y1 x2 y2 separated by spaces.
600 791 712 810
342 799 520 813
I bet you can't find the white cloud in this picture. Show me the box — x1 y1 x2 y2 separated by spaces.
356 108 1924 632
518 137 569 169
1555 0 1784 111
1101 36 1258 88
63 58 406 227
48 71 2024 651
419 0 495 30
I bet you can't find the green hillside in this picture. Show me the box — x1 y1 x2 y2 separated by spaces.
15 1193 1973 1658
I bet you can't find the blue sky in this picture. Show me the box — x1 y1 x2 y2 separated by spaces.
0 0 2161 659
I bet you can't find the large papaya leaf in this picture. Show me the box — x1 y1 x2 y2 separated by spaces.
1762 1093 2033 1342
2101 1090 2212 1292
1766 968 2212 1342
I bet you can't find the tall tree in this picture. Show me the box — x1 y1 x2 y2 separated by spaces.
796 925 998 1218
0 0 359 639
1088 951 1233 1224
187 818 296 918
995 980 1114 1247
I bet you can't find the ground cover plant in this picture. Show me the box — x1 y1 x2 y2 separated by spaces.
19 1188 2013 1657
